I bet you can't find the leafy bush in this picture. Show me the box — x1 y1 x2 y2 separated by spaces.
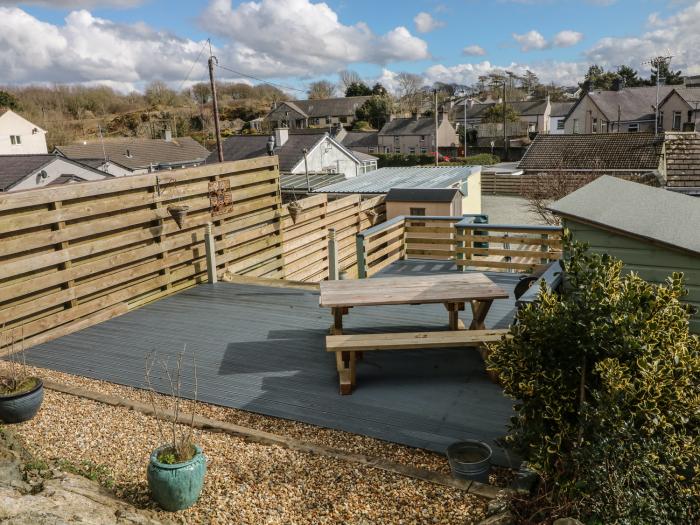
375 153 499 168
487 236 700 524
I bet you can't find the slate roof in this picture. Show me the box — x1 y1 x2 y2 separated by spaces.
456 99 550 121
664 132 700 190
548 175 700 255
341 131 378 149
386 187 460 203
586 86 674 122
311 166 477 194
518 133 663 171
275 96 371 118
48 174 89 185
55 137 209 170
0 154 111 191
379 117 435 136
550 102 575 117
212 134 329 172
350 150 378 162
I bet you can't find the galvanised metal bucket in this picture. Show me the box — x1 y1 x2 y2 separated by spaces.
447 440 492 483
0 378 44 423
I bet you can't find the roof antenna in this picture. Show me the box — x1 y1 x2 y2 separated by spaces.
641 53 673 136
97 124 108 170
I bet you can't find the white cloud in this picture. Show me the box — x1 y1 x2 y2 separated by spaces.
462 45 486 56
553 30 583 47
200 0 430 77
586 1 700 76
413 11 444 33
0 0 141 6
512 30 548 51
423 60 586 87
0 7 208 91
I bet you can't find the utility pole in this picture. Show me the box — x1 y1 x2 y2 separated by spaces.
208 49 224 162
434 89 439 166
642 54 673 136
502 81 508 161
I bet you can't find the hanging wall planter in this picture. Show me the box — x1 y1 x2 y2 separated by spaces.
168 204 190 229
364 209 379 225
288 201 303 223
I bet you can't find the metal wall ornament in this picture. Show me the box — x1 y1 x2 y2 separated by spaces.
208 180 234 216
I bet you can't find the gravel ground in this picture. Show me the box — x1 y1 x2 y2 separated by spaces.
7 365 499 524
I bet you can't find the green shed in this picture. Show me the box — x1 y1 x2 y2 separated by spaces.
549 176 700 333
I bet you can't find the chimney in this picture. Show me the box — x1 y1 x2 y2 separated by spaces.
438 105 447 123
274 127 289 147
163 129 172 142
612 76 625 91
266 135 275 156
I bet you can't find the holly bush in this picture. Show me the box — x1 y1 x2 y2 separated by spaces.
487 235 700 524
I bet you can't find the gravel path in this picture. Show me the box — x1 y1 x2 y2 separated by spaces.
8 365 491 524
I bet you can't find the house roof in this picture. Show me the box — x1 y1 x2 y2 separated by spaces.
548 175 700 255
0 154 111 191
386 187 460 203
518 133 663 171
48 174 90 186
378 117 435 136
275 96 371 118
310 166 477 194
341 131 378 149
55 137 209 170
659 87 700 109
455 99 550 121
663 132 700 190
280 172 346 191
550 102 575 117
350 150 378 162
213 133 350 172
583 86 676 122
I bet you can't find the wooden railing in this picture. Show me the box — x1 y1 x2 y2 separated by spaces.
356 216 563 277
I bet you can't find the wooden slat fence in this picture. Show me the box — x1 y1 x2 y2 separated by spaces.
0 157 385 348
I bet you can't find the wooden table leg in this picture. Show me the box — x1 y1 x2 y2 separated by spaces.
336 350 356 395
469 299 493 330
445 302 466 330
330 307 344 335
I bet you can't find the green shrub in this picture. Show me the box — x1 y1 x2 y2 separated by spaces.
487 235 700 524
374 152 499 168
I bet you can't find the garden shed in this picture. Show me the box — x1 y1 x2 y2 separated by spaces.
549 176 700 333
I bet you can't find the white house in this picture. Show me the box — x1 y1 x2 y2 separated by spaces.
0 109 48 155
0 155 111 192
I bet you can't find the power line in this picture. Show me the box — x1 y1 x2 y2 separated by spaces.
214 62 307 94
175 40 209 94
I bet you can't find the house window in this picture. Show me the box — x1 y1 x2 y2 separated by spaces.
556 119 565 130
420 147 427 154
325 117 332 125
573 119 579 134
10 135 21 145
384 146 391 153
673 111 682 131
628 123 639 132
409 147 416 154
419 135 425 142
394 136 400 144
394 147 401 153
368 147 376 153
592 118 598 133
339 116 347 124
410 207 426 227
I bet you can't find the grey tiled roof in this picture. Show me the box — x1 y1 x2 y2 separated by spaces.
311 166 476 194
378 117 435 136
518 133 663 171
664 132 700 189
0 154 54 191
55 137 209 170
341 131 378 148
550 102 575 117
587 86 673 122
549 175 700 255
277 96 371 118
350 150 378 162
212 134 324 172
456 99 550 120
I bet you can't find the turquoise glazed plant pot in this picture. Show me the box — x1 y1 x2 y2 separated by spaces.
0 378 44 424
147 444 206 511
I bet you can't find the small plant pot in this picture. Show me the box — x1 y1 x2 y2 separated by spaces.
446 440 492 483
288 202 303 223
0 377 44 424
148 444 206 511
364 209 379 225
167 205 190 229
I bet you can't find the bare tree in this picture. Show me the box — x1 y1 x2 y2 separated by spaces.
522 163 599 225
307 80 336 100
396 72 425 114
339 70 363 92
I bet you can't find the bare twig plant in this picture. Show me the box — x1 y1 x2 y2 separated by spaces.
521 159 599 225
144 346 198 464
0 326 33 395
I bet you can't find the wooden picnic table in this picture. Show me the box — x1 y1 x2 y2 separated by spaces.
319 273 509 335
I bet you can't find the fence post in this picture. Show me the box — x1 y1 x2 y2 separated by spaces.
205 222 218 284
356 234 367 279
328 228 339 280
503 232 512 273
459 225 469 272
540 233 549 265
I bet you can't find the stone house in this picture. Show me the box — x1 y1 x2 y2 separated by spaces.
377 111 459 156
264 96 371 130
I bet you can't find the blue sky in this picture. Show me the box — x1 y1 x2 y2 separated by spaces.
1 0 698 93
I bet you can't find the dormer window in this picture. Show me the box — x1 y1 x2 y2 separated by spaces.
10 135 21 145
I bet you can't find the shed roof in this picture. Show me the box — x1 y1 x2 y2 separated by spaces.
548 176 700 255
518 133 663 171
280 172 346 191
311 166 476 194
56 137 209 170
386 187 460 203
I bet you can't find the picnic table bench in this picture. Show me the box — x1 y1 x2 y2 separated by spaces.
319 274 509 394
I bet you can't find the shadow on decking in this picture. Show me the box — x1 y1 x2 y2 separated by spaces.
19 260 522 467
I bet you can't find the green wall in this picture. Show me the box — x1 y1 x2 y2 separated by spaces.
565 219 700 334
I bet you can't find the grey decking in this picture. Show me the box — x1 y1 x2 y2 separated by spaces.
20 261 521 466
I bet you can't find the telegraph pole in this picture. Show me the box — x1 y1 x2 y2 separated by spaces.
502 81 508 161
434 89 439 166
208 46 224 162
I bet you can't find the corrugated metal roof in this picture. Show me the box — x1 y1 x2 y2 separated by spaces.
280 172 346 191
311 166 478 194
549 176 700 255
